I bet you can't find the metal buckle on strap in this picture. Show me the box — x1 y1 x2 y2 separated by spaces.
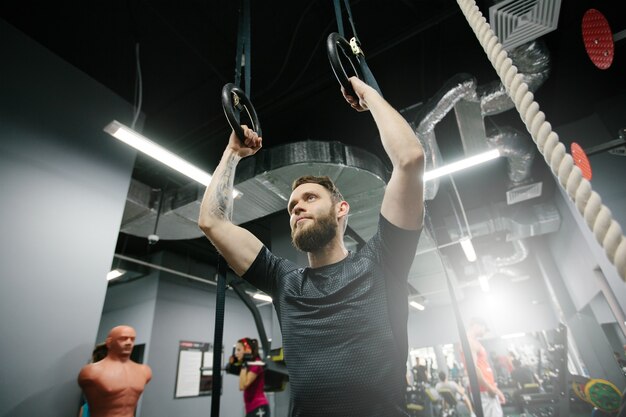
349 37 364 57
232 92 243 110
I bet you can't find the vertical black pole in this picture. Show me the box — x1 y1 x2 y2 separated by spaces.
243 0 251 97
444 269 484 417
210 256 228 417
426 212 483 417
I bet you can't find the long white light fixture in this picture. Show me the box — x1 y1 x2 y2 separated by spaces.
105 120 212 184
106 120 499 192
104 120 241 197
424 149 501 182
409 300 425 311
459 237 477 262
107 268 125 281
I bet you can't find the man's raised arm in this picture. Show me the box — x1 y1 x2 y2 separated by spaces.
343 77 424 231
198 127 264 276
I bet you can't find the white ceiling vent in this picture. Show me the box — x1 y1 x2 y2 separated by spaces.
489 0 561 50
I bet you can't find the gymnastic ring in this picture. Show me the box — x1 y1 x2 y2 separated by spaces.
221 83 262 144
326 32 363 99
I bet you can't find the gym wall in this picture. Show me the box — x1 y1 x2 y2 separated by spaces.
0 19 136 417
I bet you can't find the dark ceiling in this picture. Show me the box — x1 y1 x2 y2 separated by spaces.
1 0 624 266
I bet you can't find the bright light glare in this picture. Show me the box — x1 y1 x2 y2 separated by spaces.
460 237 477 262
107 269 125 281
424 149 500 182
409 301 425 311
479 275 490 292
104 121 241 197
253 293 273 302
502 332 526 339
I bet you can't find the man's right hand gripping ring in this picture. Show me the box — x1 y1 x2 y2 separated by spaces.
326 32 364 99
221 83 262 144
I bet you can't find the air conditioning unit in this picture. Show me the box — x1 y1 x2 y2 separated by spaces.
489 0 561 50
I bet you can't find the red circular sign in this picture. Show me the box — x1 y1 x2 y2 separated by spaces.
572 142 592 180
582 9 614 70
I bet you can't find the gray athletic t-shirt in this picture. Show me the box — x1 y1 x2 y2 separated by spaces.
243 215 420 417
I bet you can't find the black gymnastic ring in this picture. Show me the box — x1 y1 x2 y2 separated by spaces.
221 83 262 144
326 32 363 98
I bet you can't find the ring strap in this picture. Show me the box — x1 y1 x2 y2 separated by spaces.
332 0 383 96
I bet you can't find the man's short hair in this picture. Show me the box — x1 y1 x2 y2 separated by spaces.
438 371 447 381
292 175 344 204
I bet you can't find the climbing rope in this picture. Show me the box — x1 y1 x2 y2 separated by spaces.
456 0 626 281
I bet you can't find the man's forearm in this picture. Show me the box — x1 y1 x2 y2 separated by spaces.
362 89 423 169
198 148 241 229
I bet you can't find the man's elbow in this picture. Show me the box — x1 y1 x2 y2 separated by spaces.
198 218 211 234
198 214 221 237
396 147 424 171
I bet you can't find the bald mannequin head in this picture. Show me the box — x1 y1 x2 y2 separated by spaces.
78 324 152 416
105 325 136 360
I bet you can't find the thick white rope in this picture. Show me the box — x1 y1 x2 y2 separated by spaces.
456 0 626 281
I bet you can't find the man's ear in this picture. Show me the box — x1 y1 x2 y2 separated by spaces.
337 200 350 218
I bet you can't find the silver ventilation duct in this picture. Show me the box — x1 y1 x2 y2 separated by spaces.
412 39 550 201
445 203 558 282
446 201 560 243
483 238 529 270
121 28 552 240
477 39 551 116
120 140 389 242
481 237 531 283
487 125 536 185
414 73 478 201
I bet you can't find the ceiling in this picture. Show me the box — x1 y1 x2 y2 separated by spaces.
2 0 624 303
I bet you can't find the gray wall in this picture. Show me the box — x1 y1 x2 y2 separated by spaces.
541 184 626 390
97 271 159 358
556 101 626 231
0 19 136 417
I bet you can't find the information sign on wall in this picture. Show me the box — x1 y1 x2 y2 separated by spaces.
174 340 220 398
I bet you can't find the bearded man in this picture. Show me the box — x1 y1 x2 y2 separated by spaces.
198 77 424 417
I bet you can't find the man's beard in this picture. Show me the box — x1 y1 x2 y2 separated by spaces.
291 208 337 252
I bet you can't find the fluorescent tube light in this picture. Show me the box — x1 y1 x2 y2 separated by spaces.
459 237 477 262
106 121 497 193
409 301 425 311
107 269 125 281
424 149 500 182
253 293 273 302
104 120 241 197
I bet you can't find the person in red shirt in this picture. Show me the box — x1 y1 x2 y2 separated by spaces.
466 317 505 417
236 337 270 417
